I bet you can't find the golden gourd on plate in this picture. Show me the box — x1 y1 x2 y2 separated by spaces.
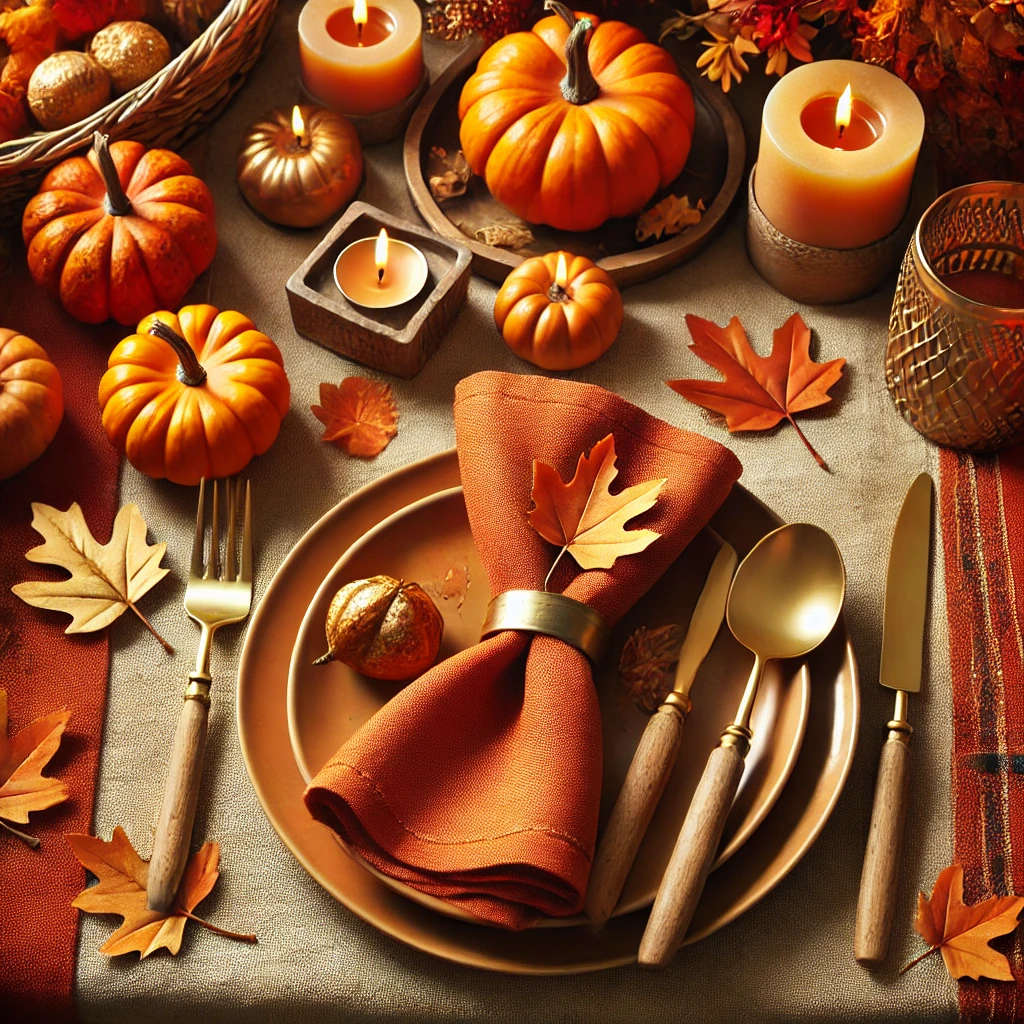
98 304 290 486
0 328 63 481
458 1 695 232
494 251 623 370
314 575 444 682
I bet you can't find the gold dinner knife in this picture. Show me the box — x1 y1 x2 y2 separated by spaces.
855 472 933 969
585 539 737 931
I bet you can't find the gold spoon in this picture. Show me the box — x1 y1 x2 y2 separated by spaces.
638 522 846 968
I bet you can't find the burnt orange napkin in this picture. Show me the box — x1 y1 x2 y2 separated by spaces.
304 372 742 928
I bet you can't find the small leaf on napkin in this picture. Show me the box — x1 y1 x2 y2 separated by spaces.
619 624 685 713
311 378 398 458
636 194 704 243
0 689 70 848
11 502 172 652
67 827 257 958
667 313 845 471
903 863 1024 980
528 433 666 582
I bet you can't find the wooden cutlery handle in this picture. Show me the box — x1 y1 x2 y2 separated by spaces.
586 703 686 931
147 690 210 912
855 730 912 969
638 742 745 968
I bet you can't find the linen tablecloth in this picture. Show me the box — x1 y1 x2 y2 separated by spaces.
7 2 960 1019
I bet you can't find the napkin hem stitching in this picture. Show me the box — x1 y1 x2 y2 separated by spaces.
332 760 593 861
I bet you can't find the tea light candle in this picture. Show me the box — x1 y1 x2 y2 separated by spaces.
299 0 423 117
334 228 428 308
755 60 924 249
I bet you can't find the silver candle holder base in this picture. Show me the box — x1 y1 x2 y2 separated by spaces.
746 165 914 305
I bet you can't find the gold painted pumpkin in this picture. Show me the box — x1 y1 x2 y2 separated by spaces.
98 304 290 485
0 328 64 481
494 251 623 370
458 1 695 232
314 575 444 681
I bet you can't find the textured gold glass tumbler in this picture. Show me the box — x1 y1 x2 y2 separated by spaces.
886 181 1024 451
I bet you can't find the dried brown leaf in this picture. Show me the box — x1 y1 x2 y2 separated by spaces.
637 195 704 243
619 624 685 713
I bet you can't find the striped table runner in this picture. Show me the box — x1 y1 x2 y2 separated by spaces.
941 446 1024 1021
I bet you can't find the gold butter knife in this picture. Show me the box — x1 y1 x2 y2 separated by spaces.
585 539 737 931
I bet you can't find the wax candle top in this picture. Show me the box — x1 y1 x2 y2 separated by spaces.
334 230 428 308
761 61 923 178
327 0 393 47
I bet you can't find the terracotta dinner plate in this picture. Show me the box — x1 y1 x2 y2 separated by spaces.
237 451 859 973
287 487 810 925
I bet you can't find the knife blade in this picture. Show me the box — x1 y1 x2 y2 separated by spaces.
855 472 933 969
585 537 737 931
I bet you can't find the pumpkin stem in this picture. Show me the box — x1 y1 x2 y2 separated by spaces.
547 282 570 303
92 132 131 217
148 320 208 387
545 1 599 106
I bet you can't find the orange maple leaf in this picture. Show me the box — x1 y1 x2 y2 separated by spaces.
67 827 256 957
311 377 399 458
528 434 666 586
666 313 845 471
0 688 70 848
903 863 1024 981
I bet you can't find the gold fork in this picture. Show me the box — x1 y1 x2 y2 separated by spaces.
147 478 253 912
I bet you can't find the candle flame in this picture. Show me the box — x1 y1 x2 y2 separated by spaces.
835 84 852 138
375 228 388 284
555 252 568 289
353 0 368 28
291 105 309 147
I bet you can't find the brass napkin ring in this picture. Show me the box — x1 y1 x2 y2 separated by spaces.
481 590 610 664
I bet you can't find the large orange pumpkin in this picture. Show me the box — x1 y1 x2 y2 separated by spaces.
494 251 623 370
458 2 695 232
0 328 64 481
22 132 217 325
98 305 290 486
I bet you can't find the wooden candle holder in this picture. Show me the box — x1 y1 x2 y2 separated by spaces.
300 69 429 146
746 165 914 305
286 201 471 378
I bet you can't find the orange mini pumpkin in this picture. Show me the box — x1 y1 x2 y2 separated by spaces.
98 305 290 486
458 2 695 232
22 132 217 325
0 328 64 481
494 251 623 371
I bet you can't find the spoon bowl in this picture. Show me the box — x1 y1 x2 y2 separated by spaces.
639 522 846 969
727 523 846 660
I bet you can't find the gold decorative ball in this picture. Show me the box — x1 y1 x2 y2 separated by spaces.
315 575 444 682
27 53 111 131
89 21 171 95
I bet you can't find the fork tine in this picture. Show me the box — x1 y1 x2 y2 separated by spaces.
241 480 253 584
207 479 221 580
190 479 206 578
225 478 238 582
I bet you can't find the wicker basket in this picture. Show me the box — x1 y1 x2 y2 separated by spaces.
0 0 279 222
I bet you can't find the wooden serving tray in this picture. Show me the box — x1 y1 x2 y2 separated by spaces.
403 8 745 288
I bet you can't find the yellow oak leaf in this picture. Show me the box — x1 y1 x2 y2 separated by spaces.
0 688 70 847
904 863 1024 981
528 434 666 580
11 501 171 652
67 827 256 958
